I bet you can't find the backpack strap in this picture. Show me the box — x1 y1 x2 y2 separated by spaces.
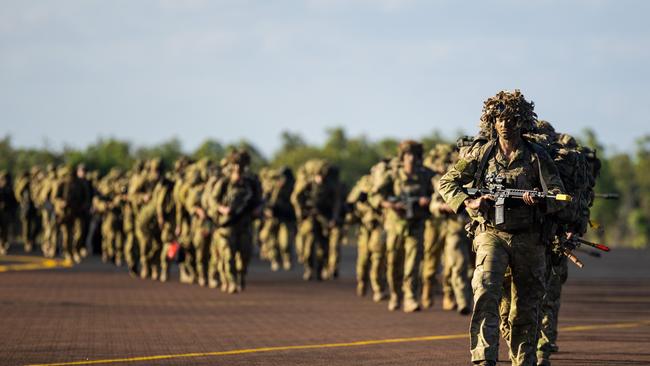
473 139 497 187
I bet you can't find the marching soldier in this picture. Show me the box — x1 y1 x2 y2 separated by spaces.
207 150 262 293
371 140 435 313
439 90 566 366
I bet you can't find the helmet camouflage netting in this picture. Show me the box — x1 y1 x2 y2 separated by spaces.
479 90 537 136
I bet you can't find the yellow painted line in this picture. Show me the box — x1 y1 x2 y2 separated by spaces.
0 255 72 273
26 319 650 366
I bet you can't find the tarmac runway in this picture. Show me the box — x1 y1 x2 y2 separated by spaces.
1 245 649 366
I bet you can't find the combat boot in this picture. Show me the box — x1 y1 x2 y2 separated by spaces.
270 261 280 272
198 276 206 287
442 293 456 311
282 259 292 271
73 251 81 264
421 285 432 309
115 255 122 267
25 242 33 253
80 247 88 258
227 282 238 294
403 298 420 313
150 266 159 281
388 294 400 311
302 268 312 281
140 265 149 279
472 361 496 366
356 282 367 297
159 269 168 283
208 278 218 289
373 292 387 303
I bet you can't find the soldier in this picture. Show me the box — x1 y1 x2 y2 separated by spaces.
52 165 90 263
259 167 296 272
184 159 214 286
348 169 387 301
175 164 199 284
133 159 164 279
424 144 473 314
38 164 58 258
371 140 435 313
94 168 124 264
74 164 93 258
534 123 593 366
0 171 17 255
156 169 177 283
207 150 262 293
291 159 340 281
439 90 566 366
124 160 145 276
14 170 38 253
324 166 347 280
204 159 226 289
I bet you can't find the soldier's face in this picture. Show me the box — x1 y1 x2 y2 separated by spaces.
231 164 243 181
314 175 323 185
403 152 418 170
495 116 521 140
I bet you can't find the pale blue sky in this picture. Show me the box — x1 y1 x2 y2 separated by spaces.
1 0 649 157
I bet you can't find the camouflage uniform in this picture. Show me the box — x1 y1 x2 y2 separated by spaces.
348 172 386 301
207 150 262 293
52 166 90 263
259 167 296 271
175 167 199 284
185 160 215 286
73 165 93 258
124 161 145 276
37 166 58 258
291 159 340 281
535 126 593 365
424 144 473 313
14 171 38 253
439 90 565 365
0 172 17 255
132 159 164 279
94 169 125 264
371 141 435 313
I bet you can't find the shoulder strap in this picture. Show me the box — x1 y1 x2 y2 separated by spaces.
526 140 549 195
473 139 497 187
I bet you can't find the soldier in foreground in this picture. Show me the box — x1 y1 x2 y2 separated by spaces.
439 90 566 366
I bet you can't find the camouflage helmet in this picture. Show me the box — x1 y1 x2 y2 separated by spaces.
174 156 192 173
227 149 251 168
398 140 424 160
57 165 72 177
479 90 537 135
558 133 578 148
149 158 164 173
535 120 557 137
132 159 145 172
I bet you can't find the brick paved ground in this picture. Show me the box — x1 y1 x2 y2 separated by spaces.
1 246 649 366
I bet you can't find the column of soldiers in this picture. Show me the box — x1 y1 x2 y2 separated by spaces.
0 164 93 261
0 92 605 366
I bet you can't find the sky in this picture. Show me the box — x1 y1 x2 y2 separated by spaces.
1 0 649 157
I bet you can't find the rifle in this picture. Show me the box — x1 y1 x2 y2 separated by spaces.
463 173 572 225
387 193 421 220
559 236 610 268
594 193 619 199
